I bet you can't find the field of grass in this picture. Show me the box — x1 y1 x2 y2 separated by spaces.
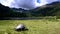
0 19 60 34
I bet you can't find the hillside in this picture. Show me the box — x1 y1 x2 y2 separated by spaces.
29 1 60 17
0 1 60 18
0 4 27 18
0 3 12 17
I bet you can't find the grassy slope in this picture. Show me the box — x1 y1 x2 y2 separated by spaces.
0 19 60 34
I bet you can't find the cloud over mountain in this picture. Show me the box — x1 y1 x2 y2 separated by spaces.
0 0 59 10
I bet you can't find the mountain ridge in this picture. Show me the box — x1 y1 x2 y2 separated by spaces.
29 1 60 16
0 1 60 18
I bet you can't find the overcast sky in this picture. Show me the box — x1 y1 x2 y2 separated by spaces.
0 0 59 10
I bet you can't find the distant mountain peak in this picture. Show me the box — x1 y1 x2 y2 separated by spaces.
46 1 60 5
37 1 60 8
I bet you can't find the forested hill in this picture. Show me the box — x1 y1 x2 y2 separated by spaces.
0 3 12 17
0 4 27 17
0 1 60 18
29 1 60 16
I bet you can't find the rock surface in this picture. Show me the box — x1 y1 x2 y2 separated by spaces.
15 24 28 31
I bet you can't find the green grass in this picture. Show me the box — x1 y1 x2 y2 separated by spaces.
0 19 60 34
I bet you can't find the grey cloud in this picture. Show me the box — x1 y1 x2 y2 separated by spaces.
10 0 36 10
0 0 59 10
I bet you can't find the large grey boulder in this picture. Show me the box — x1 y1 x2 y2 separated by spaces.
15 24 28 31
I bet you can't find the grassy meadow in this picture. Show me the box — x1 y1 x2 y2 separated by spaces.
0 19 60 34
